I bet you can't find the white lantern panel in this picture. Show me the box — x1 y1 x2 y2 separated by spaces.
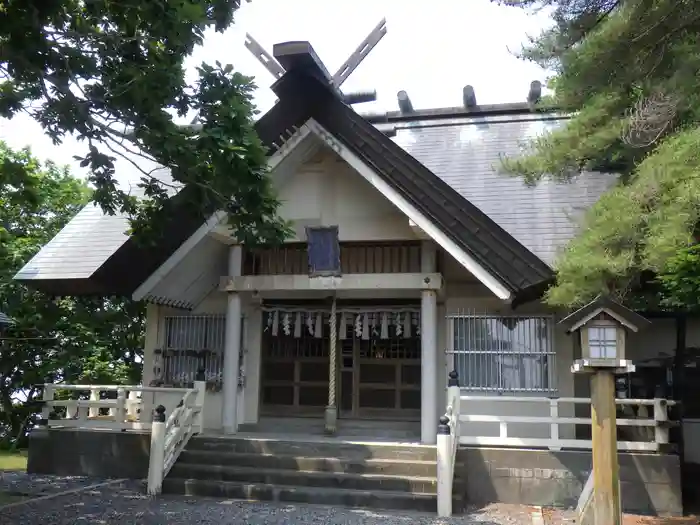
588 325 618 359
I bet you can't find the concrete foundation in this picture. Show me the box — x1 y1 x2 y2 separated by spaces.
455 447 682 517
26 427 683 517
27 428 151 479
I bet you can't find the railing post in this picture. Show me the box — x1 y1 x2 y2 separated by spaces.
499 421 508 439
448 370 460 440
127 390 139 419
549 399 561 451
448 370 460 400
65 391 77 419
141 390 154 424
89 388 100 418
437 415 452 518
147 405 167 496
653 398 669 449
115 387 126 425
41 385 54 425
194 369 207 434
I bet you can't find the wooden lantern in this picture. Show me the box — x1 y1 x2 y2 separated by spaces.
560 296 649 373
560 296 650 525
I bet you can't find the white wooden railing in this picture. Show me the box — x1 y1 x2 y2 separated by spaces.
436 370 677 518
459 395 676 452
40 384 194 431
147 380 205 495
437 371 461 517
39 381 206 497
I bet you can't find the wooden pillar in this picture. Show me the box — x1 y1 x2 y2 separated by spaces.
222 245 243 435
590 370 622 525
421 241 438 444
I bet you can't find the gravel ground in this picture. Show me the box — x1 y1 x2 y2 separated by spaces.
543 507 700 524
0 471 105 498
0 473 536 525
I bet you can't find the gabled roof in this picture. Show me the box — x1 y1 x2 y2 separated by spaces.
270 70 552 293
16 41 557 302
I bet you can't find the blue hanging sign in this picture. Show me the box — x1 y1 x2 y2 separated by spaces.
306 226 341 277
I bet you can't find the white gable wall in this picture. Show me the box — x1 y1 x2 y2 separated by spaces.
273 146 418 242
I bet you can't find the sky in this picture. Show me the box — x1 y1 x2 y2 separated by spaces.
0 0 553 187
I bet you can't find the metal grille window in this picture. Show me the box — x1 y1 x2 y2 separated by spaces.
153 315 227 390
449 313 556 393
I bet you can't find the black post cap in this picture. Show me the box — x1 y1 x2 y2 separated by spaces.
196 368 206 381
438 415 451 435
448 370 460 387
154 405 166 423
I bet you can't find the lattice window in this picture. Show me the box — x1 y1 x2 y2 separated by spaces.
263 311 330 359
588 325 618 359
449 313 556 393
349 312 421 360
153 315 227 391
260 307 422 414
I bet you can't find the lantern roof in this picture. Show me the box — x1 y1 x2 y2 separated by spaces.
559 295 650 334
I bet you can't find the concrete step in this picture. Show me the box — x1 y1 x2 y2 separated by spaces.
178 450 436 477
240 417 420 434
238 418 421 440
187 436 437 461
169 462 438 493
162 478 459 513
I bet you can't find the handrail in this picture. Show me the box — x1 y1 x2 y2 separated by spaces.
40 383 194 430
147 379 206 495
437 370 460 518
458 395 677 452
44 384 192 393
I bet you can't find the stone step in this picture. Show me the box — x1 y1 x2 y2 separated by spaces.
240 417 420 433
169 462 438 493
178 450 436 477
162 478 459 513
187 436 437 461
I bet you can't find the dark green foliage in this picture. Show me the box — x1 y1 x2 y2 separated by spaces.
0 143 144 448
0 0 291 244
496 0 700 308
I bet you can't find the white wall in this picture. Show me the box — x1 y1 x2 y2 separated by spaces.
268 147 418 242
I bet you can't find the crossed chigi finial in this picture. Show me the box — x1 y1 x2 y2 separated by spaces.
244 18 387 106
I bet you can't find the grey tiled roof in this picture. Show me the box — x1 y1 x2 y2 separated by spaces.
385 114 618 266
14 167 173 282
15 202 130 281
15 111 617 286
0 311 13 325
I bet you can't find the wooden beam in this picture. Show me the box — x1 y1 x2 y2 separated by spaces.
244 33 285 80
332 18 387 87
219 273 443 293
590 371 622 525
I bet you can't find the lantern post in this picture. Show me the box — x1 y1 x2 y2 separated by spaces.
560 296 650 525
